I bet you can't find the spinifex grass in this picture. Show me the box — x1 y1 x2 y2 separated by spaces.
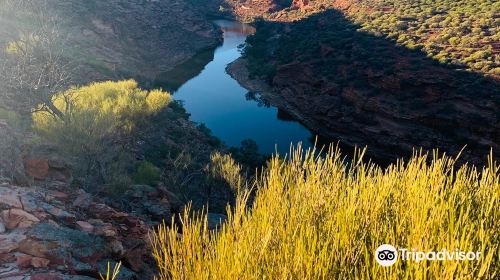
151 146 499 279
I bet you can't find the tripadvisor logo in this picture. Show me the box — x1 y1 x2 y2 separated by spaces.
375 244 398 266
375 244 481 267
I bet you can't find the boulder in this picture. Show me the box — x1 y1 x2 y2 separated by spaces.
18 239 58 259
1 208 41 229
27 223 105 263
41 203 76 222
16 254 33 268
0 187 23 208
24 159 50 180
0 252 15 263
0 231 26 253
76 221 94 233
31 257 51 268
106 239 125 257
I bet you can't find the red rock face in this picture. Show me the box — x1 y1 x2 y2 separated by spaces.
0 183 156 278
292 0 310 10
1 209 40 229
24 159 50 180
225 0 289 20
239 9 499 164
269 55 499 163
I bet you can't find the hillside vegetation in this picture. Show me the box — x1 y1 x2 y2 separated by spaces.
347 0 499 77
235 2 499 164
151 146 499 279
229 0 499 78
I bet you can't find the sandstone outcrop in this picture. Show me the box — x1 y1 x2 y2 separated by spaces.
0 180 157 279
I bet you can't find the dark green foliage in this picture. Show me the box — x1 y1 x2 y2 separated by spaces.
197 123 222 147
243 8 498 91
229 139 267 169
242 0 498 77
133 161 162 186
243 21 278 81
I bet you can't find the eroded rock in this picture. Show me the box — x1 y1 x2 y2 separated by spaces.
24 159 50 180
1 209 40 230
0 182 154 278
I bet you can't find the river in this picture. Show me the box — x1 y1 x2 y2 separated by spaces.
172 20 314 155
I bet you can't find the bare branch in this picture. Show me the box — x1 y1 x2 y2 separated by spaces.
0 0 73 119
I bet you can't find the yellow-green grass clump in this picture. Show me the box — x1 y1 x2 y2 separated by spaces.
151 146 499 279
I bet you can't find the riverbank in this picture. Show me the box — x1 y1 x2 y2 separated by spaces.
227 58 383 161
229 12 500 165
226 58 321 141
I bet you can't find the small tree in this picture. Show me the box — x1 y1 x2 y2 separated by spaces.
0 0 73 120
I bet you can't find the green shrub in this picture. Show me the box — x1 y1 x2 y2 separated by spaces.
133 161 162 186
32 80 171 180
0 108 24 128
229 139 266 169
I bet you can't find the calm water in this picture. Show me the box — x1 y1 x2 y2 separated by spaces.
174 20 314 154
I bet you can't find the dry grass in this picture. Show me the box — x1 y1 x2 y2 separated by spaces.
150 145 499 279
99 261 122 280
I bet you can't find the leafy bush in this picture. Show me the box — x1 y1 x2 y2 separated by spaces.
151 146 499 279
228 139 267 169
32 80 171 181
0 108 24 128
133 161 162 186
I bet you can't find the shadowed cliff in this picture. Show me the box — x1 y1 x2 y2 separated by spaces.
240 9 499 164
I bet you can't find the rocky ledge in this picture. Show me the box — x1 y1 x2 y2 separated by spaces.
0 121 163 279
0 180 153 280
0 118 230 279
228 53 499 165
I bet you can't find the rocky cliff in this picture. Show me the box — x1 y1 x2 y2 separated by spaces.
0 113 228 279
0 186 149 280
230 8 499 164
0 0 222 85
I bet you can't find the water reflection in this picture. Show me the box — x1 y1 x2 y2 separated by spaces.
172 20 314 154
218 20 256 35
154 48 216 92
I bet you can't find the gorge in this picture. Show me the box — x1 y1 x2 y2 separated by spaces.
0 1 498 279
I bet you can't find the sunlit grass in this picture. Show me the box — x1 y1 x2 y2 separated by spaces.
99 261 122 280
151 145 499 279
